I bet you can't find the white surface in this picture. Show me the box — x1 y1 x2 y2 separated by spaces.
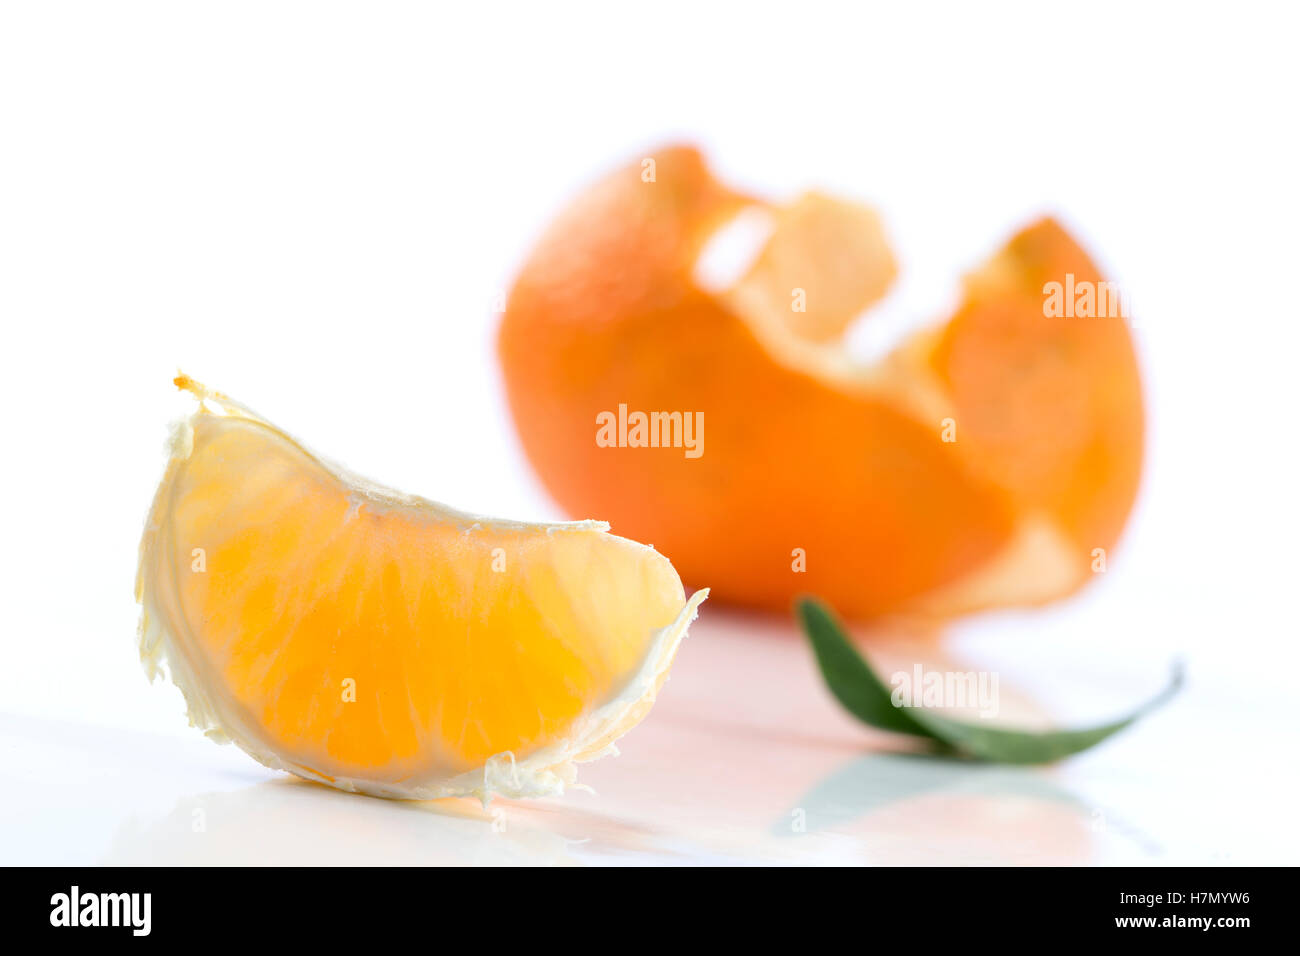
1 2 1298 865
2 608 1295 865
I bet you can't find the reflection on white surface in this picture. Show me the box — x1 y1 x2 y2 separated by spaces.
2 608 1293 866
103 781 577 867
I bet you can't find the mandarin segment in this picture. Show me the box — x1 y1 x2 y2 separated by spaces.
498 147 1144 620
137 378 704 800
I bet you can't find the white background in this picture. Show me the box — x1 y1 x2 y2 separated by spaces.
1 1 1297 864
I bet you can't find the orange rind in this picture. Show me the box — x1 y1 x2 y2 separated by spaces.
498 146 1143 619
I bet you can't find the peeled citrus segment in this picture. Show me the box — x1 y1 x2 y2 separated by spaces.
136 377 705 801
498 146 1143 620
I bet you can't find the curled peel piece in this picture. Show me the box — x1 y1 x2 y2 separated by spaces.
728 190 898 344
499 146 1143 619
137 376 705 801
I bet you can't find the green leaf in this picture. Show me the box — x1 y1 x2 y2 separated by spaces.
796 596 1183 765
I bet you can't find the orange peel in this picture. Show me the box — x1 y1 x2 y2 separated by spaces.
498 146 1143 619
